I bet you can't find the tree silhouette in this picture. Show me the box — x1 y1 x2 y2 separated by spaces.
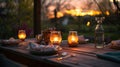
113 0 120 13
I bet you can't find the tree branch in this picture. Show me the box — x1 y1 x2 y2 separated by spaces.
113 0 120 11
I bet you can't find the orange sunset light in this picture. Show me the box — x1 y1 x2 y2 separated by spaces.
47 9 109 18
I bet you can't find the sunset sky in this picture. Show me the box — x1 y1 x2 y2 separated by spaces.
46 0 116 11
45 0 117 18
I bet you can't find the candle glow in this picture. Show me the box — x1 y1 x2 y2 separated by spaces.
50 31 62 45
53 37 59 42
18 30 26 41
68 31 79 47
71 36 76 42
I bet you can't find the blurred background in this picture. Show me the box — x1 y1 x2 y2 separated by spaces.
0 0 120 42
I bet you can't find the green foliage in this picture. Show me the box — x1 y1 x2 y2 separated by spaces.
0 0 119 41
19 0 33 27
0 0 34 39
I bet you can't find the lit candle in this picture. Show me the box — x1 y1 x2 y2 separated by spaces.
18 30 26 41
71 36 76 42
50 31 62 45
68 31 78 47
54 37 59 42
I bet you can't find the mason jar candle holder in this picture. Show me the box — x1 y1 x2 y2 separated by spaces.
50 31 62 45
68 31 79 47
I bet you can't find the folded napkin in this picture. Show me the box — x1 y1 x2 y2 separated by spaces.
96 52 120 63
109 40 120 49
0 37 20 46
78 35 89 44
111 40 120 46
28 42 60 55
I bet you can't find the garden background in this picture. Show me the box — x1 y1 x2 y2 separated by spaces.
0 0 120 43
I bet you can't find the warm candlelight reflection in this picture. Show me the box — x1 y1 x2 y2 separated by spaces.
18 30 26 41
68 31 78 47
50 31 62 45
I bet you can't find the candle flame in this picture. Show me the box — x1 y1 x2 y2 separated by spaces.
18 33 26 39
71 36 76 41
54 37 59 42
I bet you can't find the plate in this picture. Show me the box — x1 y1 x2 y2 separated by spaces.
0 40 20 46
29 47 58 56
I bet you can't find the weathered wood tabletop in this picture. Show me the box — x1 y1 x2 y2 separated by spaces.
0 41 120 67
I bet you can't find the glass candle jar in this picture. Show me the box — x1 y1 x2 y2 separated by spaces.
18 30 26 41
68 31 79 47
50 31 62 45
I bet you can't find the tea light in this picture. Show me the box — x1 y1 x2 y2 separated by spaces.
68 31 78 47
18 30 26 41
50 31 62 45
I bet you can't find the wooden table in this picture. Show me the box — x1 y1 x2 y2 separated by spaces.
0 42 120 67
